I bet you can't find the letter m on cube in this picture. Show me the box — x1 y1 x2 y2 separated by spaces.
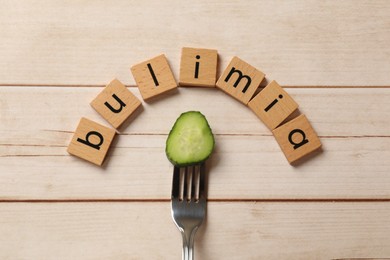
216 56 265 105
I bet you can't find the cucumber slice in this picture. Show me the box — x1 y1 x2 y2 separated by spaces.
166 111 215 167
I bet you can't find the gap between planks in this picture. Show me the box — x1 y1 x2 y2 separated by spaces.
1 133 390 149
0 84 390 88
1 199 390 203
4 131 390 138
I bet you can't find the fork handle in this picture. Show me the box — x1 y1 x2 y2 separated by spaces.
181 226 199 260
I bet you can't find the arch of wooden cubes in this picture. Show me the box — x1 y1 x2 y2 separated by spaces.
67 47 322 166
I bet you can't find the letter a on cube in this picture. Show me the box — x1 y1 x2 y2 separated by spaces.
272 114 322 164
216 56 265 105
67 117 116 166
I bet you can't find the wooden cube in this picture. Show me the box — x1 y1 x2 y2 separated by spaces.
272 114 322 164
179 47 218 87
216 56 265 105
248 80 298 130
130 54 177 101
90 78 142 129
67 118 116 166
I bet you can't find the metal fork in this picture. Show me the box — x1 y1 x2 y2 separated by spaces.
171 163 206 260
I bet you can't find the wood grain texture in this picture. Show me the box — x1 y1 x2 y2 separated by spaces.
0 0 389 86
0 202 389 259
1 87 389 200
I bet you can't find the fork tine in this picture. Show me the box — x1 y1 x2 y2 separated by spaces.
183 167 189 201
198 162 206 199
186 166 193 201
172 164 205 201
171 166 181 199
191 165 198 200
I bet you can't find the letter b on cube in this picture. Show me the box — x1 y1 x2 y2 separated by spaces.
67 118 116 166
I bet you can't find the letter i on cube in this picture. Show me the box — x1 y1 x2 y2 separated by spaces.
179 47 218 87
248 80 298 130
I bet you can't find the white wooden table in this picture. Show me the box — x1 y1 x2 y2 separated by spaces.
1 1 390 259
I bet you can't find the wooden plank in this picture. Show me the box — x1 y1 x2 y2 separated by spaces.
1 87 389 200
0 1 389 86
0 202 389 259
1 87 389 137
1 134 389 200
